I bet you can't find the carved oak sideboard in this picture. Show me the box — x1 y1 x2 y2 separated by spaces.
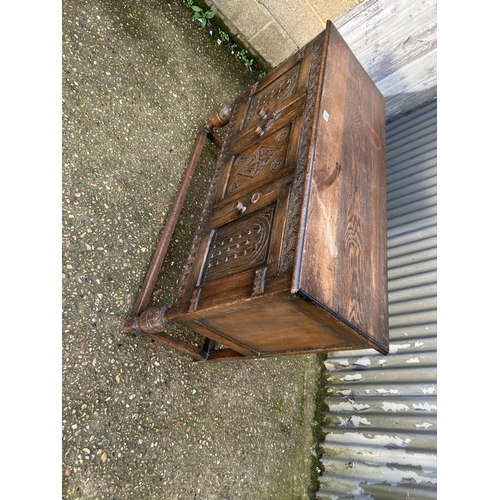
122 21 389 362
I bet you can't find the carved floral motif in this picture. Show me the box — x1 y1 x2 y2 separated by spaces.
236 146 284 178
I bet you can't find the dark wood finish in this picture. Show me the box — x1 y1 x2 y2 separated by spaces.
122 22 388 362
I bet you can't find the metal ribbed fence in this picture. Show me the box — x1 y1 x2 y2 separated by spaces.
316 99 437 499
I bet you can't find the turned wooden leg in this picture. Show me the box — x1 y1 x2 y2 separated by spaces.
121 306 207 361
121 305 170 335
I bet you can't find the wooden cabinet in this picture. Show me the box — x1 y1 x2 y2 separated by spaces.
122 21 389 362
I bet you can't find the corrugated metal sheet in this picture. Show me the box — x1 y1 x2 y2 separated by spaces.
316 99 437 499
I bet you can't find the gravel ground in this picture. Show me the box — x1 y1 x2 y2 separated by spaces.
62 1 325 499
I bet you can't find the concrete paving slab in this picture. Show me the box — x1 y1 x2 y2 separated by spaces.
309 0 363 25
208 0 358 68
259 0 325 48
208 0 272 39
248 20 299 68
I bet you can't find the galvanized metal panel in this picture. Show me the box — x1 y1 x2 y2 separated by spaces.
317 99 437 499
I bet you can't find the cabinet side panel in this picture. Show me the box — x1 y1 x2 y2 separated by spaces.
189 293 356 354
298 22 388 349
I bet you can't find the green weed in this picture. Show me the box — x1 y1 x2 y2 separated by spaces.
182 0 267 79
190 4 215 27
308 353 328 499
218 28 230 43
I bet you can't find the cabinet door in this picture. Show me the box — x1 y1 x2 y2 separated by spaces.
212 42 312 203
217 119 299 205
237 66 305 146
237 43 314 138
185 178 291 312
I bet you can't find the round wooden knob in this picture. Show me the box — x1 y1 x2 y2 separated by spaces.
208 103 232 129
234 201 247 213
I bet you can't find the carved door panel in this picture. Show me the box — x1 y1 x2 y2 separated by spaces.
187 181 291 312
222 44 316 159
241 64 304 136
217 121 296 204
214 101 306 208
